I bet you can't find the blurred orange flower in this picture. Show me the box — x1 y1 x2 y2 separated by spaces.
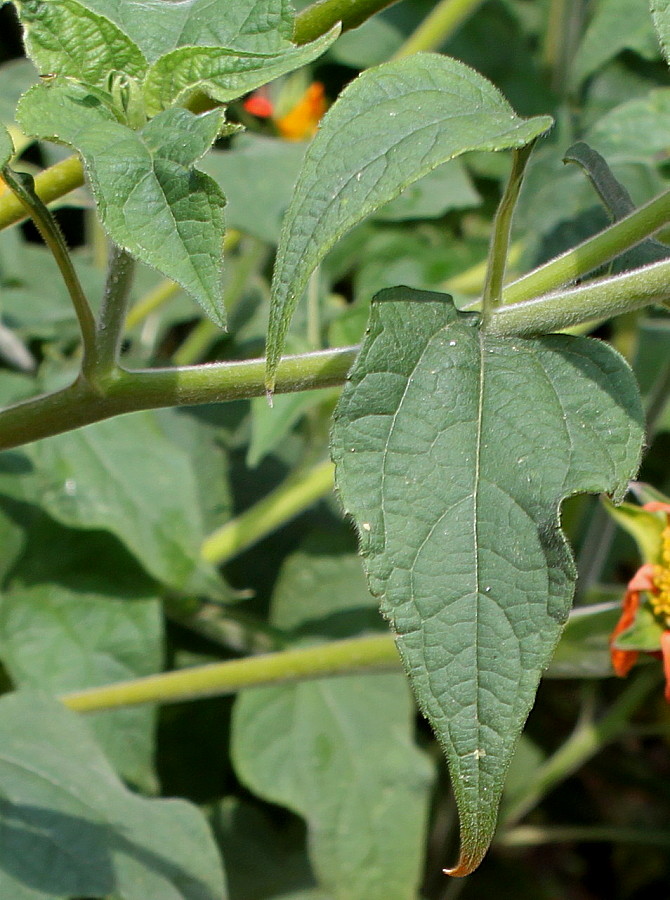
610 500 670 700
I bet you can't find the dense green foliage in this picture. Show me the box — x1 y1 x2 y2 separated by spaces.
0 0 669 897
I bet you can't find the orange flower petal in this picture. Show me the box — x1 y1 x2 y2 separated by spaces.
244 94 274 118
610 587 641 677
277 82 326 141
661 631 670 702
642 501 670 514
628 563 657 591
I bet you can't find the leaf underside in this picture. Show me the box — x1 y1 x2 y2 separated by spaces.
330 288 644 875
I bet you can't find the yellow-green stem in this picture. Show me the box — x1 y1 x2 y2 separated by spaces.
60 633 399 711
0 155 84 231
201 458 335 565
2 166 97 364
392 0 485 59
481 141 537 326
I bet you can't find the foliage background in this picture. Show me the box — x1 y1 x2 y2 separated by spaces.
0 1 670 898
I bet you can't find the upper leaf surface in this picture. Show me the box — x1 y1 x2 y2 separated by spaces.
17 79 226 324
15 0 147 87
143 26 339 115
266 53 552 385
330 289 644 875
71 0 296 62
0 691 226 899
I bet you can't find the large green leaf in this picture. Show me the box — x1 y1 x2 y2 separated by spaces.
266 52 552 385
330 288 644 875
17 79 227 324
0 576 162 790
0 691 226 899
14 0 147 88
233 676 433 900
20 410 222 593
74 0 296 62
143 26 339 116
232 530 434 900
572 0 659 87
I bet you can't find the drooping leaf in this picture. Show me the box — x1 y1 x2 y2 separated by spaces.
73 0 297 62
330 288 644 875
0 691 226 900
564 141 670 269
142 26 339 116
17 79 227 324
266 52 552 386
14 0 147 88
232 529 434 900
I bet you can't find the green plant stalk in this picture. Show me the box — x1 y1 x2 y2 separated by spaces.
201 458 335 565
490 256 670 336
0 154 84 231
0 347 358 450
499 824 670 848
87 244 135 383
502 188 670 306
500 667 660 829
293 0 401 44
482 141 537 326
392 0 486 59
173 237 268 366
1 166 97 362
60 633 400 711
125 278 182 330
3 253 670 448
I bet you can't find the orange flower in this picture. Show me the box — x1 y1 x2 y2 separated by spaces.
276 82 326 141
610 501 670 700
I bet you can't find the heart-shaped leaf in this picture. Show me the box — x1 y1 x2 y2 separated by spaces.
330 288 644 875
266 53 553 387
14 0 147 87
143 26 339 116
17 78 227 324
69 0 298 61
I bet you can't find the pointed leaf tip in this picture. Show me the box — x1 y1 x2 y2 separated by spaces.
331 288 644 878
267 52 551 377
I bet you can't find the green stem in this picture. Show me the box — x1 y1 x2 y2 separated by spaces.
125 278 182 331
5 241 670 449
499 824 670 848
482 141 537 326
173 237 268 366
201 458 335 565
1 166 97 363
293 0 401 44
490 256 670 336
86 244 135 383
0 347 357 450
501 189 670 306
0 155 84 231
392 0 485 59
60 633 400 711
500 668 660 829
